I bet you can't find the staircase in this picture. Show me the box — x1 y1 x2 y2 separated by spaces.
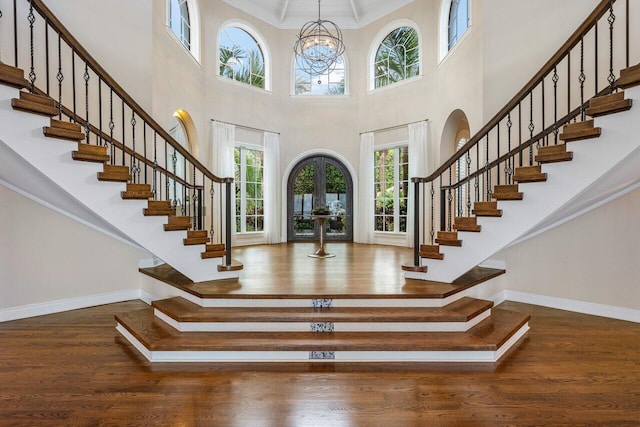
0 69 239 283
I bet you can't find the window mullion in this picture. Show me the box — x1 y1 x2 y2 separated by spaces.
240 148 247 233
394 152 400 232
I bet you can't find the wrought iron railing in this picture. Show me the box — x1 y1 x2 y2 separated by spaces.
408 0 635 268
0 0 234 266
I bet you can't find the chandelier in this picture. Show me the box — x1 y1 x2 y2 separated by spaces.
294 0 345 75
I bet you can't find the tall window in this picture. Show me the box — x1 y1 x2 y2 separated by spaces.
374 27 420 89
448 0 470 51
234 146 264 233
374 146 409 233
220 26 266 89
295 55 346 95
168 0 191 50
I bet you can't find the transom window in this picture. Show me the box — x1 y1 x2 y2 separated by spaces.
374 146 409 233
220 26 266 89
448 0 470 51
234 146 264 233
168 0 191 50
295 55 345 95
374 26 420 89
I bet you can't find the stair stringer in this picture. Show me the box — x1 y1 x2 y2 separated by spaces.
0 85 237 282
406 86 640 282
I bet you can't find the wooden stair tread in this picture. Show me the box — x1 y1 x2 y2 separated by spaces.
454 217 481 232
139 264 506 300
586 92 632 117
72 144 109 162
12 95 58 117
97 165 131 182
164 216 192 231
122 183 154 199
144 200 175 216
0 63 28 88
472 201 502 217
559 120 601 142
418 244 444 259
201 250 227 259
152 296 493 323
513 165 547 183
435 231 462 247
535 144 573 163
616 63 640 89
116 307 529 352
218 262 244 272
492 184 523 200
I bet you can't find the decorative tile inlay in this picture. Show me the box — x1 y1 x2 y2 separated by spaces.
310 322 334 332
309 351 335 360
311 299 333 308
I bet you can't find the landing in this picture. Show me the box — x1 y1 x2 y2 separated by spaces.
139 243 504 299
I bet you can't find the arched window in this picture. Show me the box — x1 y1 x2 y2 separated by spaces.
373 26 420 89
294 54 346 95
448 0 470 51
167 0 200 61
219 24 269 90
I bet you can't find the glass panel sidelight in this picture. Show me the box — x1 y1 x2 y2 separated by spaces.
292 163 316 237
325 163 347 238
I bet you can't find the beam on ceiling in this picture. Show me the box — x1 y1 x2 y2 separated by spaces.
349 0 360 22
280 0 290 23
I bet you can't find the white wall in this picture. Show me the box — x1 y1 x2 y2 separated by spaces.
0 186 148 309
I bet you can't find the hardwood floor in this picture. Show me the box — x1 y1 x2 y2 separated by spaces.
1 300 638 425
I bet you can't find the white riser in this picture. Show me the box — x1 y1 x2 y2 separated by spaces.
0 85 237 283
154 307 491 332
116 322 529 363
408 86 640 282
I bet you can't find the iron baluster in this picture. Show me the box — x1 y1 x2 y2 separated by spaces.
172 149 178 211
121 100 125 165
165 140 169 203
45 18 49 95
27 0 35 93
83 63 90 144
210 182 215 242
98 77 102 146
518 102 523 167
506 113 513 184
192 163 197 229
608 3 616 92
429 181 434 245
579 37 586 121
152 131 158 200
475 143 480 201
72 51 76 121
143 123 147 184
541 78 546 146
56 34 63 119
485 134 490 200
626 0 630 68
456 161 461 217
466 150 471 216
553 65 559 144
131 111 139 183
496 124 501 185
13 0 17 67
528 91 534 165
108 88 114 163
567 51 571 117
595 22 599 96
447 167 453 231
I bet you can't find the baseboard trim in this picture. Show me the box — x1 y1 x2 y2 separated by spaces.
0 289 146 322
493 290 640 323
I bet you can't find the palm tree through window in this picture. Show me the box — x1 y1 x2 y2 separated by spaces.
374 27 420 89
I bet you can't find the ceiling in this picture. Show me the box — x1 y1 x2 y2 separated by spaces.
221 0 415 30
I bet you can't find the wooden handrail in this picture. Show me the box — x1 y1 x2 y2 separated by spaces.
414 0 617 183
29 0 230 184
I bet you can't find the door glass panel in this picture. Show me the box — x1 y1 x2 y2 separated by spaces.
292 163 315 236
325 163 347 237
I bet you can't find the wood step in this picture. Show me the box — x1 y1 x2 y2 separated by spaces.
44 125 86 142
164 216 192 231
217 262 244 272
472 201 502 217
11 91 58 117
513 165 547 183
585 91 632 117
115 307 530 353
72 143 109 163
201 250 227 259
205 244 226 252
97 165 131 182
559 119 601 142
454 217 481 232
435 231 462 247
492 184 523 200
535 144 573 164
616 63 640 89
184 230 211 246
144 200 175 216
0 63 28 88
152 296 493 325
121 183 154 200
50 119 83 132
418 244 444 260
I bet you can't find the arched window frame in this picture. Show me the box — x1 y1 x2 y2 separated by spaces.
166 0 201 63
291 52 349 97
217 20 272 92
368 20 423 92
438 0 472 63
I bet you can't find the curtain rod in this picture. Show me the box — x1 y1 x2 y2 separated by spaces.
360 119 429 135
211 119 280 135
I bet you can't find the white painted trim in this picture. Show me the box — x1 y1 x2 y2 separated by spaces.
138 257 165 269
0 178 147 252
502 290 640 323
115 321 529 363
155 307 490 332
479 258 506 270
0 289 145 322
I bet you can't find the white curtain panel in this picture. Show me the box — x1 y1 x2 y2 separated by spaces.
355 132 375 244
407 121 429 247
263 132 281 244
211 121 236 244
